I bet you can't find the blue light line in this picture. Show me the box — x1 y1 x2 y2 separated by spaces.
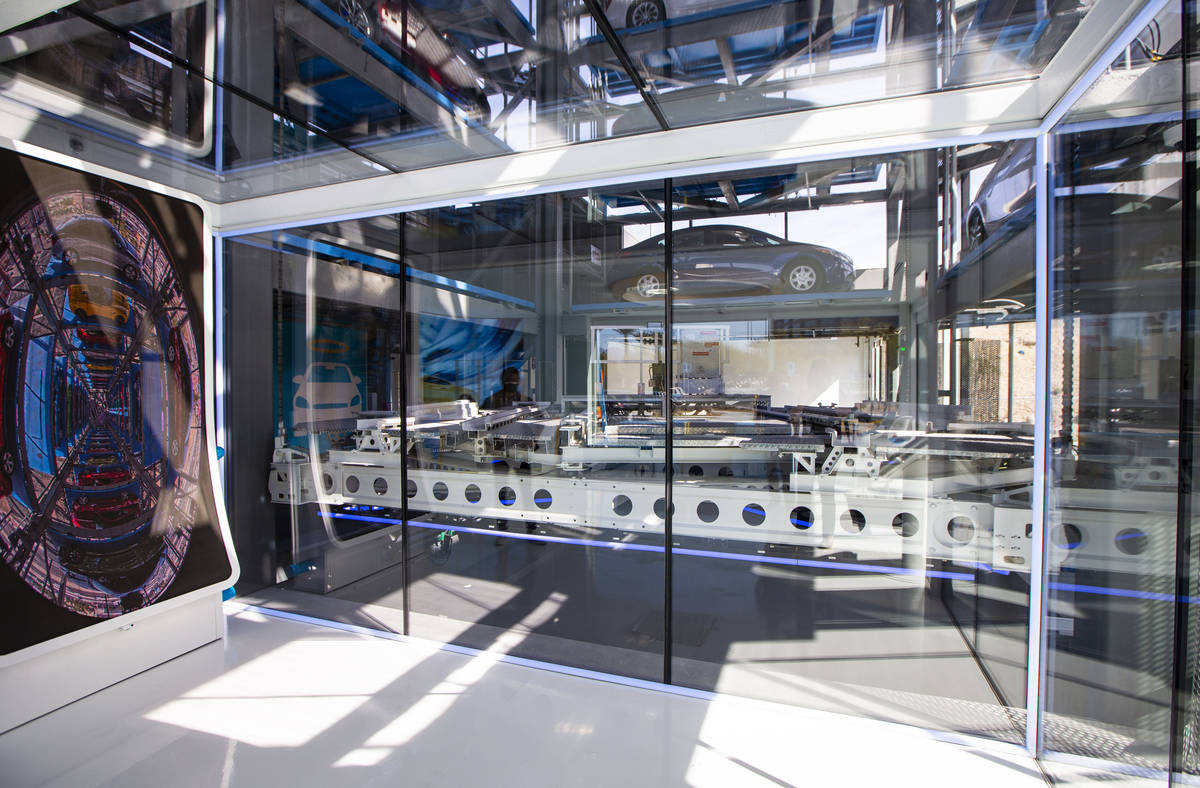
326 512 976 580
1049 581 1200 604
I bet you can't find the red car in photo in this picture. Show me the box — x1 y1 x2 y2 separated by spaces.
77 467 134 487
71 492 139 530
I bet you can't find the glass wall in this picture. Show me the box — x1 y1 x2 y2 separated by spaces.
226 130 1052 738
0 2 1098 201
660 158 1033 738
1180 6 1200 782
399 189 667 676
1044 6 1186 777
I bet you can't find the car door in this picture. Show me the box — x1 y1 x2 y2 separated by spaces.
670 228 711 292
982 140 1035 226
711 227 775 290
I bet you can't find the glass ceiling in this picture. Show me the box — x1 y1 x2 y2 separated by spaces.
0 0 1097 201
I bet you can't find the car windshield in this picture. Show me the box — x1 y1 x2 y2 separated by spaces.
309 365 352 383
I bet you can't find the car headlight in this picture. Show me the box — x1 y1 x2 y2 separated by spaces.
295 396 310 409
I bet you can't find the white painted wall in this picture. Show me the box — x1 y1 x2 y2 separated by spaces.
724 335 869 407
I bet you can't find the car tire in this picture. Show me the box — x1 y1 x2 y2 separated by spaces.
627 0 665 27
967 212 987 250
166 342 176 364
1 321 15 349
337 0 376 39
633 271 665 299
782 260 823 293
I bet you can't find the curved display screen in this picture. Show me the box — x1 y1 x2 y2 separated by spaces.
0 151 232 655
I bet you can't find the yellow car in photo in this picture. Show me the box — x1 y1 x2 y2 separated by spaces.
68 284 130 325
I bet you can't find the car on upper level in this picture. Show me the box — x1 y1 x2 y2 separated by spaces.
606 225 855 300
965 139 1035 250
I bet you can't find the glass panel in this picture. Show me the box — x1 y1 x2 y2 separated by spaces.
664 151 1032 740
0 2 216 156
401 187 667 677
1178 7 1200 782
600 0 1094 134
1044 7 1184 776
224 216 407 602
0 2 1105 202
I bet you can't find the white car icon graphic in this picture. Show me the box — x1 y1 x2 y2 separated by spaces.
293 362 363 423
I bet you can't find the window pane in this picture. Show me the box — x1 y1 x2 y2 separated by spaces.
1045 7 1184 776
666 150 1032 741
402 187 667 678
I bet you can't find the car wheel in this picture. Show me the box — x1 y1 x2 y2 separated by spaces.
122 262 139 281
166 342 176 364
783 260 823 293
0 450 13 477
338 0 375 39
634 271 665 299
1 321 15 349
627 0 665 27
967 212 987 250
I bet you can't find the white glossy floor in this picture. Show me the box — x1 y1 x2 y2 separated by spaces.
0 604 1140 787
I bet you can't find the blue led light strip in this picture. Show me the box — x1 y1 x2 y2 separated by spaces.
327 512 976 581
1048 581 1200 605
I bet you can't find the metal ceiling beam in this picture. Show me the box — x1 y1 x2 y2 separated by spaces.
579 0 669 130
477 0 539 50
280 1 509 157
210 76 1046 234
717 180 740 211
716 39 738 85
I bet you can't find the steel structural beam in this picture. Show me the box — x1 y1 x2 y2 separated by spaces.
279 1 509 158
0 0 1157 221
210 77 1045 234
204 0 1157 234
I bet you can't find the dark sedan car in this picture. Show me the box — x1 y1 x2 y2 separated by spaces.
965 139 1034 250
607 225 854 300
